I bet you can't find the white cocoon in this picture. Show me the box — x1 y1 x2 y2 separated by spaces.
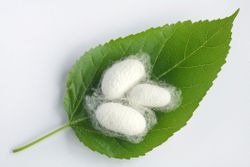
95 102 146 136
101 58 146 100
127 83 171 108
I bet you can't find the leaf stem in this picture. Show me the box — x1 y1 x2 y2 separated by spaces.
12 117 87 153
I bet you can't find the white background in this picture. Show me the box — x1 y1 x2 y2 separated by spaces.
0 0 249 166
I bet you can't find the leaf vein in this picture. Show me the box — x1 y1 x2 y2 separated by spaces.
156 20 231 79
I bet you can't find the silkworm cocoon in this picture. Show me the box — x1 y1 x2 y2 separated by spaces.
95 102 147 136
101 58 146 100
127 83 171 108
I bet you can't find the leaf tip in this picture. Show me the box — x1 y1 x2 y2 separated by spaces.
230 8 240 20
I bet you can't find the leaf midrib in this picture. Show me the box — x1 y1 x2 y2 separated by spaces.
69 16 231 126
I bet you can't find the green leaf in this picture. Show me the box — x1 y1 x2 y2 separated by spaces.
64 10 239 159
